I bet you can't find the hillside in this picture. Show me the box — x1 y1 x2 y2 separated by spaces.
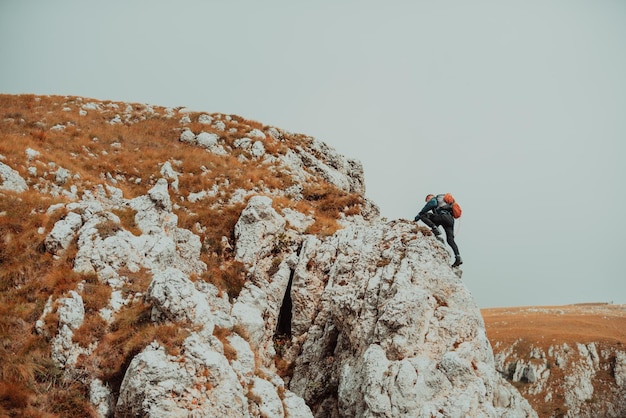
0 93 571 417
482 303 626 417
0 93 370 416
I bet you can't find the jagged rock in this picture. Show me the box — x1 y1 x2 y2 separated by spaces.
160 161 179 191
251 141 265 158
7 96 550 417
45 211 83 254
116 334 274 418
198 114 213 124
68 179 205 276
26 147 40 161
146 267 214 329
58 290 85 330
234 195 286 267
290 235 325 336
179 128 196 144
0 161 28 192
285 220 536 417
299 138 365 194
232 254 296 354
51 291 87 367
90 379 113 418
54 166 71 185
180 129 228 155
196 131 219 148
616 351 626 388
282 208 315 233
248 129 266 140
146 178 172 212
116 342 205 417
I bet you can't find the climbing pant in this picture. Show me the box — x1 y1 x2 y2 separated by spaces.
420 212 460 257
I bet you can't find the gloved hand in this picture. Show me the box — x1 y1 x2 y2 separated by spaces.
414 215 420 222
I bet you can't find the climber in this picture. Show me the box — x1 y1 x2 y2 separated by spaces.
414 194 462 267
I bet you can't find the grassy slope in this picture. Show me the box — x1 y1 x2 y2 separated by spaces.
0 94 362 416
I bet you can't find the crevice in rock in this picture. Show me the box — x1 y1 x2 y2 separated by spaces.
275 265 294 338
324 327 339 357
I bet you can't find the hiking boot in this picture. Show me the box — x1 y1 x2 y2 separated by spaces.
452 256 463 268
431 227 441 236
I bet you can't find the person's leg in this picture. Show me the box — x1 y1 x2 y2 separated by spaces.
419 213 440 233
442 224 460 256
441 215 462 266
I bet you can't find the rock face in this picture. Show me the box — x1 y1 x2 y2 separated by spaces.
2 95 536 417
37 180 536 417
280 219 535 417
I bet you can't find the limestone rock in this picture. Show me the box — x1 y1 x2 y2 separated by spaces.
51 291 87 368
616 351 626 388
0 161 28 192
90 379 113 418
146 267 214 329
286 220 537 417
68 179 205 276
45 211 83 254
234 195 286 267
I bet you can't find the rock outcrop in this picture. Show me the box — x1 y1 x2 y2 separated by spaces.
1 94 536 417
0 160 28 192
287 219 535 417
39 182 535 417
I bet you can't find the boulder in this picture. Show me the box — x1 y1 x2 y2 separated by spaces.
234 196 286 266
0 161 28 192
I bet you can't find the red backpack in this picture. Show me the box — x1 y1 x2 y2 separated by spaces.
437 193 462 219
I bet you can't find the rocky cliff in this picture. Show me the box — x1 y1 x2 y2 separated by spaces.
0 94 535 417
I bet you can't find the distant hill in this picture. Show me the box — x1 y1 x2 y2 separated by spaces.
482 303 626 417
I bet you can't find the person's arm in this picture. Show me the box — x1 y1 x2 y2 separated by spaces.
414 197 437 221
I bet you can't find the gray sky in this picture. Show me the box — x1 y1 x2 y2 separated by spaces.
2 1 625 308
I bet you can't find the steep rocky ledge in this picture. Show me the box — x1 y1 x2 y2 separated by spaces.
40 189 535 417
0 94 535 417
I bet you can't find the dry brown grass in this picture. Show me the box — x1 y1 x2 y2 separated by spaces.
111 207 141 236
118 267 153 298
213 326 238 361
201 259 247 300
84 300 191 395
0 187 101 416
482 304 626 347
301 182 363 236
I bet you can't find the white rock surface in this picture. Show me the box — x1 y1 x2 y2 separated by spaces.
0 161 28 192
284 220 536 417
234 195 286 266
45 211 83 254
146 267 214 329
51 291 87 367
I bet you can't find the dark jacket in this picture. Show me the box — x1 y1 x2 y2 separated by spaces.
417 195 452 218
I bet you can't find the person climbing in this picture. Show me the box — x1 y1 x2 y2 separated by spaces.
414 193 463 267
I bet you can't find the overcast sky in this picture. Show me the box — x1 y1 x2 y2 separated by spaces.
2 1 625 308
